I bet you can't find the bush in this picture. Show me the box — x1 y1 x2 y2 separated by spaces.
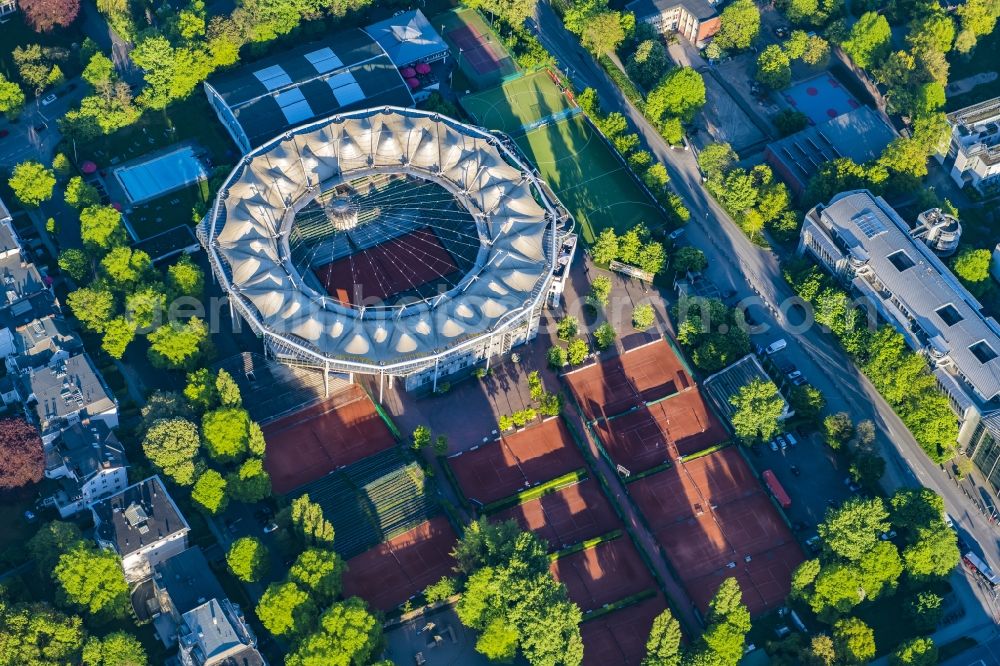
548 345 568 369
412 425 431 451
498 415 514 431
557 316 579 341
594 322 617 350
632 304 656 330
567 338 590 365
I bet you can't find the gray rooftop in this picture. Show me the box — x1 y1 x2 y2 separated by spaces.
180 598 264 666
0 220 19 257
946 95 1000 167
364 10 449 67
766 106 896 191
0 248 44 305
92 476 189 556
810 190 1000 403
627 0 719 22
51 420 125 480
0 291 59 331
13 315 83 369
154 546 226 615
26 353 116 428
0 197 10 225
205 29 414 150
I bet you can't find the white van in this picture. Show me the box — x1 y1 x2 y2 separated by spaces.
765 339 787 355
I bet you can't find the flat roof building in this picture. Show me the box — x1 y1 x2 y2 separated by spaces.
626 0 721 45
799 190 1000 493
204 29 415 153
364 10 449 68
765 106 896 197
44 421 127 517
21 353 118 443
938 96 1000 195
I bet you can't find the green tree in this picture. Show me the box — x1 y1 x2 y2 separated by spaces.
729 378 785 442
693 578 750 665
756 44 792 89
580 10 628 54
594 322 617 350
58 249 91 282
952 248 992 290
789 385 825 424
833 617 876 664
256 581 316 638
184 368 217 410
291 494 335 547
66 286 115 333
672 247 708 274
891 637 937 666
0 73 25 115
27 520 83 575
82 52 114 87
842 12 892 69
590 275 613 307
906 590 944 631
81 631 147 666
902 524 959 579
8 161 55 207
548 345 568 369
646 67 706 123
64 176 100 209
227 457 272 503
823 412 854 449
226 536 268 583
591 228 619 265
425 576 457 603
166 255 205 298
619 225 647 265
79 205 126 249
818 497 890 561
54 543 129 619
191 469 228 514
633 303 656 330
100 247 151 287
557 316 579 341
803 34 831 65
202 407 250 461
0 602 84 664
286 597 383 666
147 317 209 369
643 609 681 666
717 0 761 50
102 317 137 359
957 0 998 36
140 418 202 485
698 143 737 180
289 548 344 606
889 488 945 531
626 39 670 89
567 338 590 365
248 421 266 456
126 287 167 330
131 35 213 109
637 240 667 274
412 424 432 451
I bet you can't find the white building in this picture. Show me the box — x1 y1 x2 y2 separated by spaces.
938 96 1000 195
91 476 190 583
177 598 265 666
20 353 118 444
44 421 127 517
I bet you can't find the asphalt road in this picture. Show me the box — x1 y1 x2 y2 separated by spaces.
531 2 1000 630
0 80 86 169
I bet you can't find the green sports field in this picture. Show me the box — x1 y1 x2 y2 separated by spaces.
462 70 574 136
515 115 668 244
432 8 518 90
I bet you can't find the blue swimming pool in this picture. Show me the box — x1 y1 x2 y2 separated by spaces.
783 74 861 126
114 146 207 204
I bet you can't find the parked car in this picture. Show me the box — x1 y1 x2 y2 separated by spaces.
791 521 808 531
786 369 803 382
765 339 787 355
41 93 57 106
880 530 897 541
785 433 798 448
944 513 954 528
769 439 780 452
263 522 279 534
791 374 808 386
776 435 788 451
667 228 686 241
805 535 821 554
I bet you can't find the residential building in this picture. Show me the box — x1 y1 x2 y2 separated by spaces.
364 10 449 68
43 421 127 517
204 29 415 153
177 598 265 666
764 106 897 197
0 0 15 17
0 214 45 306
4 314 82 373
626 0 721 46
20 353 118 444
798 190 1000 492
92 476 190 582
938 96 1000 194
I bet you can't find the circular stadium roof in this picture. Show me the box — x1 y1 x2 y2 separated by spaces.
206 107 558 371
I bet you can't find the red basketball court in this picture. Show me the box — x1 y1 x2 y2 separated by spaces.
490 478 620 551
313 227 457 304
263 385 396 493
593 389 729 472
565 339 692 422
448 418 585 505
342 516 458 612
550 537 657 612
581 594 669 666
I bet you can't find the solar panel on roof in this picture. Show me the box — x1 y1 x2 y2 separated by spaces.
276 88 314 125
253 65 292 91
855 211 886 238
332 81 365 107
327 70 357 89
304 47 343 73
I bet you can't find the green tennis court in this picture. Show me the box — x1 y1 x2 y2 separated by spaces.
515 115 668 244
432 8 518 90
462 70 574 136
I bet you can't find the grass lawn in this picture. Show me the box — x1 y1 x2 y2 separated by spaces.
462 70 573 135
0 495 44 566
0 14 86 93
126 180 209 241
515 115 668 243
946 30 1000 111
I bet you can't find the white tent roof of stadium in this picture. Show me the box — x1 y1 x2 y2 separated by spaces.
206 108 557 370
818 190 1000 402
364 10 449 67
204 30 414 150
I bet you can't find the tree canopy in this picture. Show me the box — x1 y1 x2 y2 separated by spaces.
19 0 80 32
191 469 228 514
226 536 269 583
842 12 892 69
201 407 250 461
142 418 202 486
54 543 129 619
81 631 147 666
147 316 209 369
0 418 44 490
79 205 126 249
286 597 383 666
729 378 785 442
646 67 706 124
256 581 316 637
717 0 761 50
8 161 56 207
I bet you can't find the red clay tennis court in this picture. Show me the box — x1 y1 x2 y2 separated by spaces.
551 537 656 612
593 389 729 472
490 478 620 551
263 385 396 494
448 418 585 505
313 227 457 304
565 339 692 422
342 516 457 612
581 594 669 666
685 541 802 616
448 25 506 75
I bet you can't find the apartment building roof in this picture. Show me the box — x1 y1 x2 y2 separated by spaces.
92 476 189 557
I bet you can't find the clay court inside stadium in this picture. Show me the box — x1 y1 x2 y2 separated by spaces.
564 339 693 422
262 385 396 493
447 418 585 505
342 516 457 611
581 593 669 666
490 477 621 551
629 448 803 615
551 536 657 612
